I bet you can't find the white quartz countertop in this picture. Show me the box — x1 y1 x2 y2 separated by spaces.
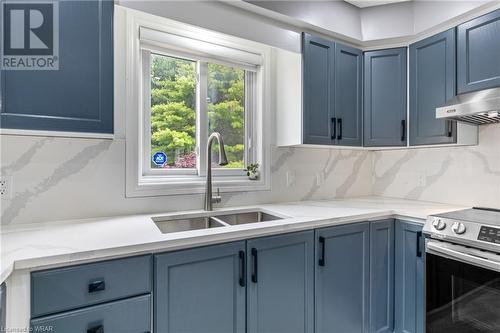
0 196 466 284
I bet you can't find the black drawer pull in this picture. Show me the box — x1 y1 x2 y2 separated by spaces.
238 251 246 287
87 325 104 333
88 280 105 293
401 119 406 142
337 118 342 140
251 248 258 283
331 117 337 140
318 236 326 266
416 231 423 258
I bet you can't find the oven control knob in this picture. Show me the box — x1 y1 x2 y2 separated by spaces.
452 222 466 235
432 218 446 230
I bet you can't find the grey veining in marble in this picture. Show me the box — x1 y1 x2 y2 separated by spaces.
373 123 500 208
1 137 53 174
2 140 112 224
335 152 370 198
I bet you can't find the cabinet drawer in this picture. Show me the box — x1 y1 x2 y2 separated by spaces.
31 255 152 318
31 294 151 333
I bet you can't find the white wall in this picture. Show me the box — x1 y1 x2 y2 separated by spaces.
360 1 414 41
245 0 363 40
238 0 497 44
373 123 500 209
119 0 302 52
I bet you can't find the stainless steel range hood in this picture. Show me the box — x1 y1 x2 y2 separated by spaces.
436 87 500 125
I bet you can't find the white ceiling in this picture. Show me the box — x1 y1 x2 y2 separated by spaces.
344 0 411 8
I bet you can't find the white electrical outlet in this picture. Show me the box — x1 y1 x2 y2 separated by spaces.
316 171 325 186
0 176 13 200
417 173 426 187
286 170 296 187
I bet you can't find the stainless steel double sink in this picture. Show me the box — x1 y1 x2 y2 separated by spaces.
152 210 284 234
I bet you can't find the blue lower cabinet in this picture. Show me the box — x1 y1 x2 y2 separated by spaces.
0 283 5 330
247 231 314 333
370 219 395 333
154 242 246 333
394 220 425 333
315 223 370 333
30 294 151 333
31 255 152 318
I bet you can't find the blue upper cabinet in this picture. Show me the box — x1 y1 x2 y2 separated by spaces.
154 242 246 333
315 222 370 333
394 220 425 333
247 231 314 333
409 29 457 146
302 33 335 145
302 33 363 146
457 9 500 94
1 0 114 134
335 43 363 146
364 48 407 147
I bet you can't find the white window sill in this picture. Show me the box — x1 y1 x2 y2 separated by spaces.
126 175 270 197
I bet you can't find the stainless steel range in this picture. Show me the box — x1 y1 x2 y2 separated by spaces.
423 207 500 333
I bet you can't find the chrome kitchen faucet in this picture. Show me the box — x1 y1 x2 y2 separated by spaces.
204 132 228 211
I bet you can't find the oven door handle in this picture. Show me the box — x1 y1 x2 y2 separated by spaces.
427 240 500 273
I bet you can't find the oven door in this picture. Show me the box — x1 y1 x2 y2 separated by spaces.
426 240 500 333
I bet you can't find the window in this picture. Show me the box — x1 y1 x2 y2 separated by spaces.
124 12 270 197
150 54 197 170
143 49 255 176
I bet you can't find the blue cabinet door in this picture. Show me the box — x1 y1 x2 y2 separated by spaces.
364 48 407 147
370 219 394 333
1 0 114 134
247 231 314 333
410 29 457 146
335 43 363 146
154 242 246 333
302 33 335 145
457 9 500 94
394 220 425 333
0 283 5 330
31 295 151 333
315 222 370 333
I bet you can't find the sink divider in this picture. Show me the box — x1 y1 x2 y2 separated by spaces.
210 216 231 227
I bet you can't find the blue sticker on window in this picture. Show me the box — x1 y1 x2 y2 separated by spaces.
152 152 167 166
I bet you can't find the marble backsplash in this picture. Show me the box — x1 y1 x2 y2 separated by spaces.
1 123 498 225
0 136 372 225
372 123 500 208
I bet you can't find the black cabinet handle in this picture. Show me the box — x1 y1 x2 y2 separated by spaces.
87 325 104 333
337 118 342 140
331 117 336 140
447 120 453 137
401 120 406 142
318 236 325 266
238 250 246 287
88 280 105 293
251 248 258 283
416 231 422 258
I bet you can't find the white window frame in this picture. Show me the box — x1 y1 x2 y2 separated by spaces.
141 46 257 178
122 7 271 197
